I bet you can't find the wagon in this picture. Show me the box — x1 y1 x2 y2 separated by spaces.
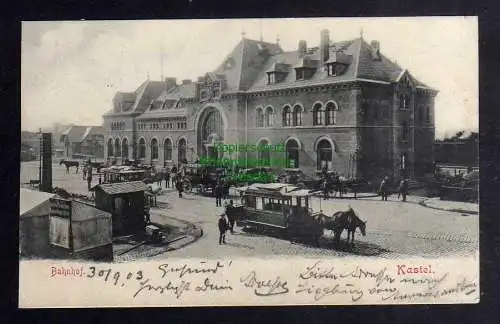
234 183 324 245
100 166 147 184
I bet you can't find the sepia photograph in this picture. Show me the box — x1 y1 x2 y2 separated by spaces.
19 17 479 307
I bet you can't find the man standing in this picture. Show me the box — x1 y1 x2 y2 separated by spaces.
322 179 329 200
218 213 228 244
225 199 236 234
398 178 409 202
215 180 223 207
176 178 183 198
165 169 170 188
379 176 389 201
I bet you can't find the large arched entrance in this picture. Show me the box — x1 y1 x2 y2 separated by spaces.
317 139 333 170
197 106 224 160
285 139 300 168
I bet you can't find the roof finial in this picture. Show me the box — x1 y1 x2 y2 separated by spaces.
276 33 280 45
241 29 246 39
360 27 364 39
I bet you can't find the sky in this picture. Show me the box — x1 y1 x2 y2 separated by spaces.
21 17 478 138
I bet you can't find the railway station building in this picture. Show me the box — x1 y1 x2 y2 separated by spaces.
103 30 438 180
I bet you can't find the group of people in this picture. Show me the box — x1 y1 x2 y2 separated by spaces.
378 176 409 201
218 199 236 245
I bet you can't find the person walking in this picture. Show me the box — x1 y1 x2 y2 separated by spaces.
176 178 183 198
225 199 236 234
379 176 389 201
218 213 228 244
322 179 329 200
398 178 409 202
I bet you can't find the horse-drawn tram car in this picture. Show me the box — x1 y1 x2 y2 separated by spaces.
100 166 148 184
234 183 324 245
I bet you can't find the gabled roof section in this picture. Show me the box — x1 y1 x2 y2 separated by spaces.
107 80 165 116
61 126 90 143
212 38 284 91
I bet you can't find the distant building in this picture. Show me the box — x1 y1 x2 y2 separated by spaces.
60 126 104 159
434 133 479 175
104 31 438 180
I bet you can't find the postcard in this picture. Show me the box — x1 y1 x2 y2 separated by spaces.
20 17 479 307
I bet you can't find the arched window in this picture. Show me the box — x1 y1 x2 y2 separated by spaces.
425 106 431 123
285 139 300 168
164 138 172 162
257 139 271 166
265 106 274 127
138 138 146 159
114 138 121 157
107 139 113 157
400 95 410 110
151 138 159 160
178 138 187 164
256 108 264 128
282 106 292 127
293 105 303 126
317 139 333 170
325 101 338 125
313 103 324 125
121 138 128 159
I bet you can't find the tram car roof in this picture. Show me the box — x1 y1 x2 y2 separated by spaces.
101 166 147 174
239 183 314 197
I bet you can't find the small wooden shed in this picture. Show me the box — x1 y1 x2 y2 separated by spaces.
49 197 113 261
91 181 149 236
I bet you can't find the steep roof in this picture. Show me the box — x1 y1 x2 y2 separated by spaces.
212 38 284 91
356 38 403 82
91 181 149 195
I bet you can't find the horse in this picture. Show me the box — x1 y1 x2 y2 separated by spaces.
59 159 79 174
314 207 367 246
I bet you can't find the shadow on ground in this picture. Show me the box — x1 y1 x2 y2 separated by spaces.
238 226 391 257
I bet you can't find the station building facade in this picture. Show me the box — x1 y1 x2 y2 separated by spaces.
103 30 438 180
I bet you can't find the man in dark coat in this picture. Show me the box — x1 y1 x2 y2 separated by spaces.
322 179 329 200
165 169 170 188
218 213 228 244
215 180 223 207
225 200 236 234
379 176 389 201
176 179 183 198
398 178 409 202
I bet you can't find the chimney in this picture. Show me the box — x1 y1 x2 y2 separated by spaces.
182 79 192 85
164 77 177 91
370 40 381 60
320 29 330 64
298 40 307 57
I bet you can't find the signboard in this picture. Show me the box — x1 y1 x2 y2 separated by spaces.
49 216 70 248
50 198 71 218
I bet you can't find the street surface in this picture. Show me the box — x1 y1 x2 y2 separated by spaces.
21 161 479 259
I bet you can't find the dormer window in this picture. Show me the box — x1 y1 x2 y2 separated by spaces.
326 63 336 76
267 72 276 85
296 69 306 80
